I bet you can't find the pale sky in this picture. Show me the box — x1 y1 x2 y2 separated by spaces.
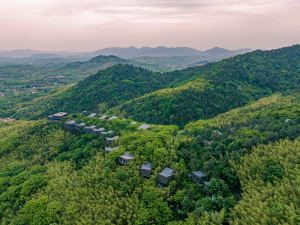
0 0 299 51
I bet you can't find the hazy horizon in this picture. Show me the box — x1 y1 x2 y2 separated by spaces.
0 46 255 53
0 0 299 51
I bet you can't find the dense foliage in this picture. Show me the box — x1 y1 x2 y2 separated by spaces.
1 45 300 224
230 138 300 224
119 45 300 126
9 63 204 119
1 93 300 224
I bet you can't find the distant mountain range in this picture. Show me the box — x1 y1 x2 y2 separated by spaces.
9 45 299 122
0 46 253 60
0 47 253 72
94 46 252 59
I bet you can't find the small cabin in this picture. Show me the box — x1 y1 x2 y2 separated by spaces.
75 123 86 132
48 112 68 121
158 167 175 186
108 116 118 121
100 115 108 120
101 130 114 136
92 127 105 135
138 124 151 130
104 146 119 153
190 171 206 184
119 152 134 165
140 163 152 178
64 120 77 130
88 113 97 118
106 136 119 146
84 125 97 133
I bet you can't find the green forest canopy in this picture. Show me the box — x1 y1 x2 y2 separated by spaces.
0 93 300 224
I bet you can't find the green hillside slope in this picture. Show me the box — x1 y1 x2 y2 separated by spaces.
1 94 299 224
118 45 300 126
229 138 300 224
0 55 128 117
174 94 300 224
10 62 208 119
10 45 299 123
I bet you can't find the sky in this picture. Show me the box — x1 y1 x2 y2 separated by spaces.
0 0 299 51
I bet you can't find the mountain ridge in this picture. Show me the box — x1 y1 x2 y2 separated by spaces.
0 46 253 59
7 45 300 125
95 46 253 58
116 45 300 126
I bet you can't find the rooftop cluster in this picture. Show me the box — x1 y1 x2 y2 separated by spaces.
49 112 206 186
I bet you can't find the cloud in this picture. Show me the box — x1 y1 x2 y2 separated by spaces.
0 0 299 51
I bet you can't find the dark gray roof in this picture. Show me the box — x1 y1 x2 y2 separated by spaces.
106 136 119 141
76 123 86 127
65 120 76 125
105 146 119 153
159 167 174 177
93 127 105 132
100 115 108 119
192 171 205 178
141 163 152 170
101 130 114 135
138 124 151 130
88 113 97 118
120 152 134 160
53 112 68 117
85 125 97 129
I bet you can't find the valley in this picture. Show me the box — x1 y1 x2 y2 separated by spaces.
0 45 299 224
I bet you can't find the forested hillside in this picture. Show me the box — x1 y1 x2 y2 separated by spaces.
229 138 300 224
0 55 128 117
118 45 300 126
8 64 203 119
1 93 299 224
173 94 300 224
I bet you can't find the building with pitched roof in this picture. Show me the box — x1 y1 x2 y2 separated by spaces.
119 152 134 165
158 167 175 186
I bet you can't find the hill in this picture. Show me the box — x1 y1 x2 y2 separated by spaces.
178 93 300 223
0 94 299 224
201 47 252 59
95 46 202 58
61 55 128 72
9 64 198 119
117 45 300 126
95 46 252 59
0 55 129 116
8 45 298 123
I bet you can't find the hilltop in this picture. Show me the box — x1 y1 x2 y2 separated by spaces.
95 46 252 59
0 55 129 117
9 64 197 118
0 93 299 224
118 45 300 126
7 45 299 125
0 45 300 224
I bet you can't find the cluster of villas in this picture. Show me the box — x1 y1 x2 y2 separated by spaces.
48 112 208 187
116 150 206 187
